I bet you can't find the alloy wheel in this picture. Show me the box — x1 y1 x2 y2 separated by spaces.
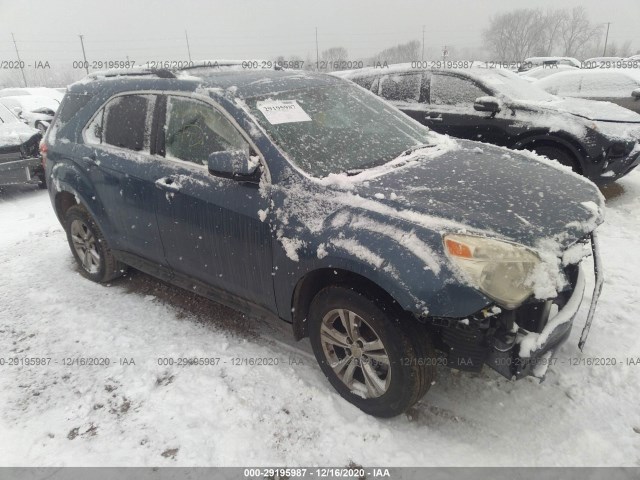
70 219 100 274
320 308 391 398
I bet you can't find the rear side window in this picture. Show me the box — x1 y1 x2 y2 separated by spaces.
379 73 422 102
48 93 91 141
86 94 156 152
164 96 248 165
430 74 486 106
351 76 376 91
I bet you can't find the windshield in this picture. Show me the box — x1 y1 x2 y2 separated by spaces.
473 69 557 102
246 83 433 178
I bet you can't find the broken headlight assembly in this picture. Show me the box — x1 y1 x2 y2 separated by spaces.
444 234 542 309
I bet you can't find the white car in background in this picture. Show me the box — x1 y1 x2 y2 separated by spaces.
0 95 60 133
536 69 640 114
0 87 64 102
519 64 579 82
582 57 626 68
518 56 581 72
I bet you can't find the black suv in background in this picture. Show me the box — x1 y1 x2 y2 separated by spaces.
336 65 640 184
43 68 603 417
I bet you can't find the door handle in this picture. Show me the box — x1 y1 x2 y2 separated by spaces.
155 176 181 191
424 114 443 122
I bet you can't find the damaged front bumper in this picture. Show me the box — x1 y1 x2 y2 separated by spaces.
596 146 640 184
432 232 603 381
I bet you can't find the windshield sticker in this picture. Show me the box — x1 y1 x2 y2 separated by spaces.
257 100 312 125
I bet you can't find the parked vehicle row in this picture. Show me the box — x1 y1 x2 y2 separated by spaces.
536 69 640 114
336 64 640 183
38 66 607 416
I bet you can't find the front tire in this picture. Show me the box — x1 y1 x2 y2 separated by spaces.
64 205 125 283
308 286 435 417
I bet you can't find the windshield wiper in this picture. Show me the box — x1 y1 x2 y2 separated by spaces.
342 143 435 176
398 143 435 157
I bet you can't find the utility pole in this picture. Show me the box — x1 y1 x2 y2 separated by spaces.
422 26 425 61
78 35 89 74
11 33 28 87
185 30 192 62
315 27 319 71
602 22 611 56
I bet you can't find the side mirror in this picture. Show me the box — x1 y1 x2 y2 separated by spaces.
632 88 640 100
474 96 502 113
207 149 259 181
11 106 23 117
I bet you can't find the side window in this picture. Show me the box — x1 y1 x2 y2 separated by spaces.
351 76 376 91
164 96 248 166
86 94 156 151
430 74 486 106
379 73 422 102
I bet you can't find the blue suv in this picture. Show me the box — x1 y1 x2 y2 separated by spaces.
44 67 604 417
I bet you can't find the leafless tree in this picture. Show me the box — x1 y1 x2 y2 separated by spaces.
606 40 634 58
370 40 421 64
320 47 349 71
484 7 603 60
559 7 602 57
483 9 548 60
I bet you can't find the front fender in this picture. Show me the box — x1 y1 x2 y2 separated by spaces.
273 215 490 321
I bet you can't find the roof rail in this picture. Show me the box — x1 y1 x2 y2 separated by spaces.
175 59 284 72
85 68 177 80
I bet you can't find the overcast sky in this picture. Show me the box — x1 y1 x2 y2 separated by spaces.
1 0 638 65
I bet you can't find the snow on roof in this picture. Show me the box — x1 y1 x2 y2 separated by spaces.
523 57 581 68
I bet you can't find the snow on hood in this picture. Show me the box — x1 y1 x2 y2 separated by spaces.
268 137 603 281
540 97 640 123
0 122 40 147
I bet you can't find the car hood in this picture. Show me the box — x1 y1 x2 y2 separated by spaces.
532 97 640 123
345 140 604 250
0 122 40 148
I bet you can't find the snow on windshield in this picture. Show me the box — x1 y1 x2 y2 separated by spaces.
246 83 435 178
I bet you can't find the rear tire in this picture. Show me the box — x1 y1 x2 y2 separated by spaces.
64 205 126 283
532 145 580 173
308 285 435 417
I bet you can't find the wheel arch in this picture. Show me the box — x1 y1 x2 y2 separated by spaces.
290 267 410 340
511 132 585 174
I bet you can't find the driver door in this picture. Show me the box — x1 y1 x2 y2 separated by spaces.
153 94 276 312
426 72 510 145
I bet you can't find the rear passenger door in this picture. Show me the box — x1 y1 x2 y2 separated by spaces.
153 94 275 312
81 93 167 264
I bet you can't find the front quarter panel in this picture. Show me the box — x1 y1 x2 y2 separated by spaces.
267 171 490 321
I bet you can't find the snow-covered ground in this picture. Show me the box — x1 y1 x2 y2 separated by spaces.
0 173 639 467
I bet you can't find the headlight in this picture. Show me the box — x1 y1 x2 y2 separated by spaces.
443 234 541 309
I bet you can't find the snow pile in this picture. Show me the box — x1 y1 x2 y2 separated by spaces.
0 171 640 465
